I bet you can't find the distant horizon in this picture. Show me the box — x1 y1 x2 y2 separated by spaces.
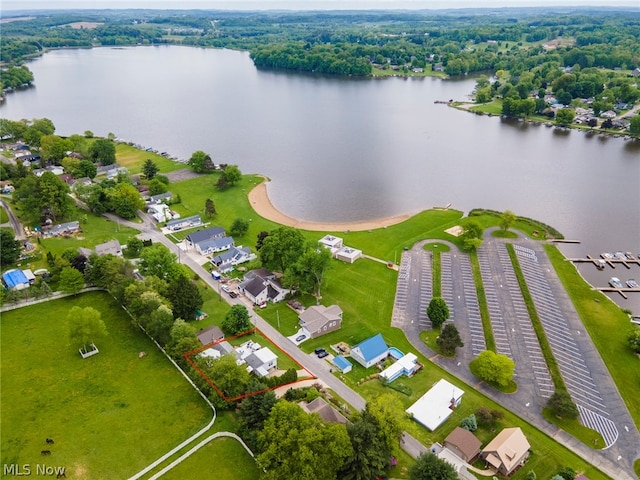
2 0 638 13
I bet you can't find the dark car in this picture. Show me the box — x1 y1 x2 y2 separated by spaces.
295 335 307 342
314 347 326 355
228 291 238 298
317 350 329 359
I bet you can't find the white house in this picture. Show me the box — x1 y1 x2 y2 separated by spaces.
166 215 202 231
350 333 389 368
195 236 234 256
245 347 278 377
406 379 464 431
148 203 177 223
379 352 418 383
211 246 255 272
319 234 343 252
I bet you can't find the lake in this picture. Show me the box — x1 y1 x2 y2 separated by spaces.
1 45 639 310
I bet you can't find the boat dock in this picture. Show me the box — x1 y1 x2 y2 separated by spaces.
568 254 640 270
596 287 640 299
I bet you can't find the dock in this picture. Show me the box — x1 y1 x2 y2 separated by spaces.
596 287 640 299
550 239 581 244
568 254 640 270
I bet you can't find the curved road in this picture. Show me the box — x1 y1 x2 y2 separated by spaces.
0 198 24 240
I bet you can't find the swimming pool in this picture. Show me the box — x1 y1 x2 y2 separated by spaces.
388 347 404 360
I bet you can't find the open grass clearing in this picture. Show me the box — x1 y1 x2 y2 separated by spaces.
0 291 212 480
0 205 9 223
546 244 640 430
115 143 186 174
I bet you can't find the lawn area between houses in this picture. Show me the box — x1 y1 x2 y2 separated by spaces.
546 244 640 431
0 291 213 480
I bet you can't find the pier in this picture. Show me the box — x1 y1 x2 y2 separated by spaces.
596 287 640 300
568 254 640 270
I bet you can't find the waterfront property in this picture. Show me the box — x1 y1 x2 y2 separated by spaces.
211 246 255 273
379 352 418 383
238 269 290 305
406 379 464 431
166 215 202 231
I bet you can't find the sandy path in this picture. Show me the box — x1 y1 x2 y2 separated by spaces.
247 178 415 232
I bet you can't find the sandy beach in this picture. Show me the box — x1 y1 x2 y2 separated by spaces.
247 178 415 232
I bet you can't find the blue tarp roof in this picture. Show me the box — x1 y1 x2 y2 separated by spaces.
333 356 352 371
354 333 388 362
2 269 29 288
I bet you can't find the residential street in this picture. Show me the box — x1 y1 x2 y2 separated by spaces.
1 198 25 240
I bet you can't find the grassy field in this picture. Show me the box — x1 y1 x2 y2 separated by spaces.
0 291 212 480
546 245 640 430
115 143 186 175
161 437 259 480
0 204 9 223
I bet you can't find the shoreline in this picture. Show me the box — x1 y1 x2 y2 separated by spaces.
247 178 419 232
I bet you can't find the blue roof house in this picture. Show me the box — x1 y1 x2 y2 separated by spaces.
2 269 30 290
350 333 389 368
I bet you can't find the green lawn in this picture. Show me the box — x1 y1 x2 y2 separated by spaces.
546 245 640 430
161 437 259 480
115 143 186 174
0 291 212 480
0 204 9 223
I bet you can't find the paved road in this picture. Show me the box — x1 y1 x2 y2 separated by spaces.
1 198 25 240
392 232 640 480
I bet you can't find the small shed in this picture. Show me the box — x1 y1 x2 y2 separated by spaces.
2 269 30 290
335 246 362 264
333 355 353 374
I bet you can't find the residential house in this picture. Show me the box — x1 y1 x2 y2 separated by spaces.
49 220 81 236
94 239 122 257
406 379 464 431
301 397 348 424
379 352 418 383
211 246 255 272
632 68 640 77
480 427 530 476
194 236 234 256
149 192 173 204
148 203 175 223
350 333 389 368
186 227 226 246
332 355 353 374
601 110 617 119
166 215 202 231
34 165 64 177
245 347 278 377
444 427 481 463
2 269 30 290
238 269 290 305
71 177 92 190
197 325 224 346
298 305 343 339
200 340 238 362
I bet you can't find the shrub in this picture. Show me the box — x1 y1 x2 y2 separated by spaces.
460 414 477 432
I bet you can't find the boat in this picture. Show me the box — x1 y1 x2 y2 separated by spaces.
625 252 636 260
601 252 614 260
626 279 639 289
596 259 606 269
609 277 623 288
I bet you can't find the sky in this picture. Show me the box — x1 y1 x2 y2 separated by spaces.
2 0 639 11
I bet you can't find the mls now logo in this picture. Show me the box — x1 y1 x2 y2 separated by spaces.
3 464 66 476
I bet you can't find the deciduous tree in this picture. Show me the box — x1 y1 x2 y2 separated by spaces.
89 138 116 165
67 306 107 353
339 414 390 480
427 297 450 329
470 350 515 387
207 354 252 399
0 229 21 265
188 150 215 173
166 275 203 320
221 304 252 335
546 391 579 420
257 400 352 480
223 164 242 185
628 327 640 354
283 246 332 302
408 453 457 480
230 218 249 237
109 182 144 219
499 210 516 232
138 244 179 282
59 266 85 294
259 226 305 273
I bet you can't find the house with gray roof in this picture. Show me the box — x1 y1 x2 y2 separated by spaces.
194 236 234 256
94 239 122 257
211 246 255 272
299 305 343 339
149 192 173 204
301 397 348 424
166 215 202 231
238 269 290 305
186 227 226 247
244 347 278 377
49 220 80 236
197 325 224 346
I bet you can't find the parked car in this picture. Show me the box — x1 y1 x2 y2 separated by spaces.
229 291 238 298
221 284 230 293
295 334 307 342
317 350 329 358
314 347 326 355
